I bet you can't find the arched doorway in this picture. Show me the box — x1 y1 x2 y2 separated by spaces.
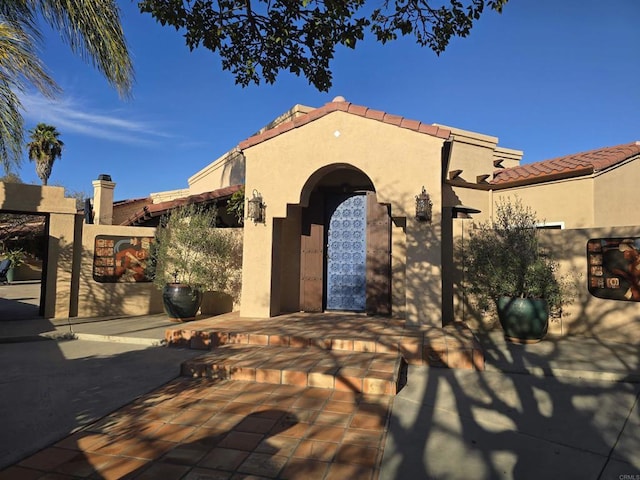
297 165 391 315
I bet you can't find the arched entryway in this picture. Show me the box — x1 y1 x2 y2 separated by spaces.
291 165 391 315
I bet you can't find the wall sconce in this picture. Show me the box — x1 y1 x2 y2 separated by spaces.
247 189 265 224
415 186 433 223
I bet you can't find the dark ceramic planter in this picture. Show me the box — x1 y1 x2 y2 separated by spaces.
496 296 549 344
162 284 202 322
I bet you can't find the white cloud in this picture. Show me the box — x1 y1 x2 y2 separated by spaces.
18 92 174 146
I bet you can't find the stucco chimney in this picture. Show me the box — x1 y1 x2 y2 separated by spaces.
92 174 115 225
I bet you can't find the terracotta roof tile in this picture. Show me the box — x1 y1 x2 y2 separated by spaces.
239 100 450 149
347 104 368 116
121 184 242 226
382 113 403 126
365 109 386 121
491 141 640 187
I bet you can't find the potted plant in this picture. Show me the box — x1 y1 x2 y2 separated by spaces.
463 198 566 343
4 248 25 283
149 204 242 322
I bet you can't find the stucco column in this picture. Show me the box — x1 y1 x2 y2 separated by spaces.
405 217 443 327
45 212 77 318
239 219 274 318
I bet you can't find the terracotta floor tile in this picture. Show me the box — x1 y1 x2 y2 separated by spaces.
183 467 232 479
356 398 390 413
334 444 379 467
124 440 175 460
255 435 301 457
198 447 249 471
133 462 191 480
279 459 330 480
256 368 282 384
204 413 247 431
362 377 393 395
63 433 115 454
169 408 215 426
229 367 256 382
250 407 287 421
314 411 352 427
281 370 308 387
237 451 288 477
292 439 338 461
307 372 335 389
233 416 278 434
18 447 78 471
152 423 198 443
288 407 319 424
94 455 149 480
136 406 182 423
343 428 385 447
160 442 210 465
222 402 258 416
304 425 346 443
217 431 265 451
330 390 360 403
324 400 358 414
335 375 363 392
292 395 327 410
262 395 297 407
274 421 309 439
53 451 113 477
233 391 272 405
325 462 375 480
192 398 230 412
349 412 386 431
54 431 106 452
92 436 143 456
0 466 43 480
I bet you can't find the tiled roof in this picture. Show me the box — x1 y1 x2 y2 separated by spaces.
491 141 640 187
239 99 451 150
121 185 242 226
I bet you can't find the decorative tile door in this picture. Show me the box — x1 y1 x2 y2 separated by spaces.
326 194 367 311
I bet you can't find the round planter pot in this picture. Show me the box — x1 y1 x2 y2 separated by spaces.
6 267 15 284
162 284 202 322
496 296 549 344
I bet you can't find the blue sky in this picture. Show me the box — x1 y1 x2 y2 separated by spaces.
14 0 640 201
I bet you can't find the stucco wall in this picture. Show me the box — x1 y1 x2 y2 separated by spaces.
188 148 245 195
457 225 640 343
593 161 640 227
493 177 594 229
240 111 446 325
78 224 162 317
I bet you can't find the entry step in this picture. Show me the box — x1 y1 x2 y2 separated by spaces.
181 344 405 395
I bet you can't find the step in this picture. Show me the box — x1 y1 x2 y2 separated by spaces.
181 344 405 395
166 323 484 370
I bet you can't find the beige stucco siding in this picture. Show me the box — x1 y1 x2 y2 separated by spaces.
493 177 594 229
243 112 445 218
593 161 640 227
240 111 447 323
188 149 245 195
540 227 640 343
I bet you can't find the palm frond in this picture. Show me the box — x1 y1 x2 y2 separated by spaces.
33 0 134 98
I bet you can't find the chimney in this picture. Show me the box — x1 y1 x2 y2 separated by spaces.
92 174 115 225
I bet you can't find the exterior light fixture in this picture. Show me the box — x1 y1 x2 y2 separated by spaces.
415 186 433 223
247 189 265 224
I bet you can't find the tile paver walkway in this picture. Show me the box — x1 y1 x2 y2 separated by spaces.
2 377 392 479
